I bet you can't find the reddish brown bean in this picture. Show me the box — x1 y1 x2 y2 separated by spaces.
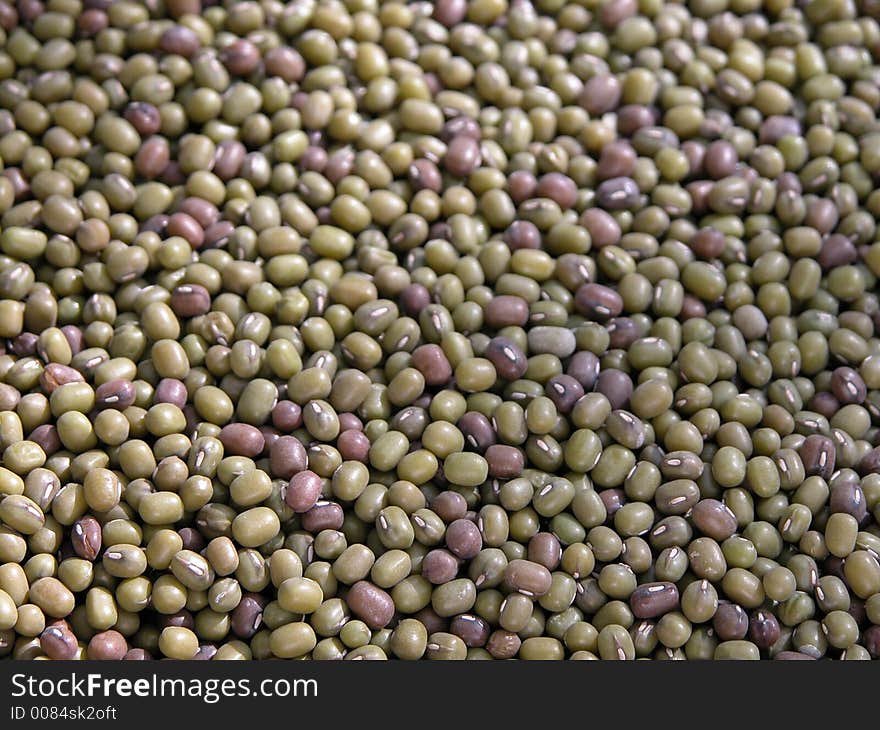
284 470 323 513
445 519 483 559
445 136 481 177
422 549 460 584
630 582 680 619
486 629 521 658
40 622 79 660
40 364 84 394
485 445 524 479
87 630 128 660
94 379 137 410
218 424 265 457
171 284 212 318
71 516 102 561
264 46 305 82
411 344 453 386
270 436 308 480
484 337 528 381
575 283 623 320
346 581 395 629
504 559 552 597
484 296 530 328
690 499 738 541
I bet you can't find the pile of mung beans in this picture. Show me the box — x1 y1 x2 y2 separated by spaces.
0 0 879 661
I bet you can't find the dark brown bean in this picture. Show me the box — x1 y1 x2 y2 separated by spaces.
579 74 621 115
704 141 738 179
40 622 79 660
160 26 201 57
630 582 680 619
748 610 780 650
486 629 521 658
409 159 442 193
445 519 483 559
434 0 467 26
422 549 460 584
135 137 171 180
484 296 530 328
171 285 212 318
690 499 738 541
597 141 637 181
508 170 537 205
270 436 308 480
87 630 127 660
527 532 562 571
829 482 868 522
218 424 265 457
536 173 577 209
458 412 496 453
167 213 205 249
432 492 468 523
29 425 61 456
546 375 584 414
346 581 395 629
123 648 153 660
264 47 305 83
484 337 528 380
337 430 370 463
124 102 161 136
485 445 524 479
284 470 323 513
713 603 749 641
504 220 542 250
301 502 344 532
575 283 623 320
445 136 481 177
179 528 206 553
94 379 136 410
213 141 246 180
71 516 102 561
759 116 801 144
818 234 857 270
566 352 600 390
617 105 657 137
809 392 840 419
690 228 726 259
504 559 552 597
178 198 219 228
608 318 642 350
398 283 431 316
600 489 626 516
159 611 195 631
595 177 641 210
594 369 633 409
77 8 107 36
774 650 817 660
231 594 265 639
804 199 838 234
271 401 303 431
799 434 836 480
154 379 187 408
831 367 866 405
221 39 261 75
411 345 453 386
40 363 84 394
450 614 490 647
580 208 621 248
